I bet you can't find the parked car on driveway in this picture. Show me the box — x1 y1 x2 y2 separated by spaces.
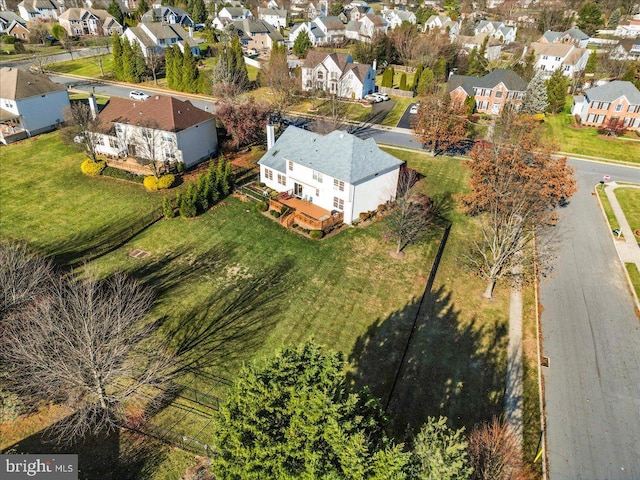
129 90 150 101
364 93 382 103
374 93 390 101
409 102 421 114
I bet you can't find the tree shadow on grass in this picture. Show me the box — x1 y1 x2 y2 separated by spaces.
2 412 168 480
348 285 507 442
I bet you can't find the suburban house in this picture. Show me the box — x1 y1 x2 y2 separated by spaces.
123 22 200 58
382 8 416 29
528 41 590 78
141 6 193 26
17 0 59 22
301 51 375 99
230 18 284 51
257 6 287 29
0 67 69 144
5 20 29 41
258 126 404 227
457 33 503 61
539 28 590 48
571 80 640 131
345 14 388 43
447 69 528 114
94 95 218 168
348 4 373 21
58 8 123 37
474 20 517 43
212 6 251 30
610 37 640 61
423 13 460 38
614 17 640 38
0 11 25 33
290 16 345 46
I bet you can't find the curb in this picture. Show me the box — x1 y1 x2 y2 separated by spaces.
558 152 640 168
533 234 548 480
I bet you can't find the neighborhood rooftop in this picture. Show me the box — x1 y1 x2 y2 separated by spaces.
258 126 403 185
0 67 66 100
584 80 640 104
447 69 528 94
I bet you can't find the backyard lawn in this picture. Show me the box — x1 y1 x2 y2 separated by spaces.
2 135 511 477
47 54 114 78
544 113 640 164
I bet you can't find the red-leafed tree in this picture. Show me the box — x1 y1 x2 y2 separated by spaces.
216 99 271 148
597 117 628 137
459 113 576 298
413 93 468 156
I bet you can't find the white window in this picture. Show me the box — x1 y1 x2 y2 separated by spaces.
288 161 293 171
615 104 623 112
587 114 595 122
162 133 174 142
596 114 605 124
277 173 286 185
313 170 323 182
333 178 344 191
109 137 119 148
265 168 273 180
333 196 344 210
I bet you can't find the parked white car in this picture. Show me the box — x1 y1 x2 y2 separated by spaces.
129 90 150 101
409 102 421 114
364 93 382 103
374 93 390 101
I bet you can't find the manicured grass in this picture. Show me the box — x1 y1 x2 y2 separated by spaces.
625 263 640 301
47 54 114 78
0 43 65 60
381 96 414 127
543 113 640 164
615 187 640 236
376 70 416 89
0 132 166 262
69 92 110 106
597 186 621 234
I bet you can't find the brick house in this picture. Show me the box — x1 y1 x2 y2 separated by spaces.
571 81 640 131
447 69 528 114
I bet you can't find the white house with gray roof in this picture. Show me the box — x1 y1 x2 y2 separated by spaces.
258 126 403 224
474 20 516 44
382 8 415 29
571 81 640 131
290 16 345 46
258 6 287 28
301 51 375 98
539 28 589 48
123 21 199 58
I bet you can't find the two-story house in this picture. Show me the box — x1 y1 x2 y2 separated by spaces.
0 67 69 144
382 8 415 30
58 8 123 37
230 18 283 51
539 28 590 48
257 6 287 29
141 6 193 27
345 14 388 43
347 4 373 21
423 13 460 39
258 126 403 226
301 51 375 99
123 22 199 58
474 20 517 44
0 11 25 34
457 33 503 61
571 81 640 131
94 95 218 168
212 6 251 30
529 41 590 78
290 16 345 46
17 0 59 22
447 69 528 114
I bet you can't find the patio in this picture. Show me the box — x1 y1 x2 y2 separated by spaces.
270 192 344 232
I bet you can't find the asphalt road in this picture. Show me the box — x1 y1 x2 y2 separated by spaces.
540 159 640 480
0 46 109 70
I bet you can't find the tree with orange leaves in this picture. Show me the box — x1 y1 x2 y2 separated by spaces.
413 93 468 156
459 110 576 298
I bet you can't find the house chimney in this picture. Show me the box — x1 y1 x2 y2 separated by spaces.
372 58 377 71
266 124 275 151
88 93 98 119
188 26 193 37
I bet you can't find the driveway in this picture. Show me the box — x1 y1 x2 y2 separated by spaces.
397 103 418 129
540 159 640 480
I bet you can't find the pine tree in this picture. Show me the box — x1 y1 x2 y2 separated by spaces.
382 66 394 88
182 45 199 93
179 184 197 218
165 45 175 89
515 47 536 82
189 0 207 24
577 1 604 36
121 39 134 82
585 50 597 74
416 68 434 95
546 68 569 114
107 0 124 26
399 72 407 90
112 34 123 80
223 158 234 195
206 161 219 204
522 71 549 114
132 41 146 83
196 174 209 213
216 156 228 198
413 64 423 91
293 30 312 58
607 8 621 28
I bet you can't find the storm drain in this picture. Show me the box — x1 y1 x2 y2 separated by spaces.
129 249 150 259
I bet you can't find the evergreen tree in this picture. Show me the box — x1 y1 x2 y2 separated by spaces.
189 0 207 23
223 158 234 195
206 161 219 204
467 44 486 76
413 64 423 91
216 155 228 198
182 45 199 93
121 39 135 82
112 34 123 80
179 184 197 218
577 1 604 36
416 67 434 95
546 68 569 113
107 0 124 26
464 94 476 114
522 71 549 114
196 174 209 213
211 341 411 478
165 45 176 89
585 50 597 74
292 30 312 57
607 8 621 28
515 47 536 82
382 66 394 88
135 0 149 20
132 41 146 82
399 72 407 90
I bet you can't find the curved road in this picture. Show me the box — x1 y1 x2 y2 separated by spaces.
541 159 640 479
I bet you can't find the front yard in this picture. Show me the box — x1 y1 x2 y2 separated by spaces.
2 134 513 477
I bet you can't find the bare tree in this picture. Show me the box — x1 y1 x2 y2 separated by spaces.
91 54 108 78
0 241 53 320
0 273 175 443
30 54 53 74
146 50 165 85
29 22 50 45
384 168 436 257
261 43 297 110
131 121 177 177
64 103 102 162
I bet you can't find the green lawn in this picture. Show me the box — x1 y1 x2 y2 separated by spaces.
0 132 166 263
597 186 621 234
376 70 416 89
544 113 640 164
625 263 640 302
615 187 640 236
47 54 114 78
381 96 415 127
3 136 510 476
69 92 110 106
0 43 65 61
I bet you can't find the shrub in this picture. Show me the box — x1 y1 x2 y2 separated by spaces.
280 205 288 215
534 113 545 122
163 197 175 219
258 182 266 187
176 162 186 173
180 194 197 218
256 201 268 212
102 166 144 183
270 210 281 218
309 230 323 239
143 176 159 191
157 174 175 190
80 159 106 176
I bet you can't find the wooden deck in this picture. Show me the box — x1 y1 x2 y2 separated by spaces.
270 193 343 232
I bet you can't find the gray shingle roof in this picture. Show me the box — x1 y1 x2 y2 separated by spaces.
584 80 640 105
447 69 528 95
258 126 403 184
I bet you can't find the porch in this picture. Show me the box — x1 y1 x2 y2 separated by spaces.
269 191 344 232
0 110 27 145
